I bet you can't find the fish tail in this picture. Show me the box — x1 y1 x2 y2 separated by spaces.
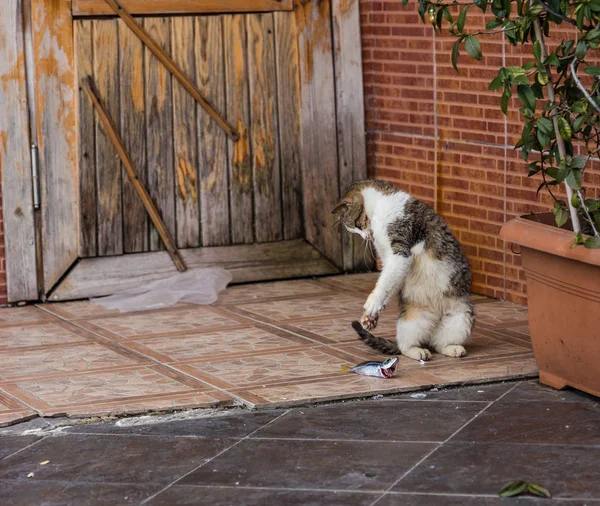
340 365 352 373
351 321 401 355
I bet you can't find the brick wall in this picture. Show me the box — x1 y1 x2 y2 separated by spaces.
360 0 600 305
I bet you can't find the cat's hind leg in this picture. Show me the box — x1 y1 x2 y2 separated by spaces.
396 306 437 361
429 299 474 358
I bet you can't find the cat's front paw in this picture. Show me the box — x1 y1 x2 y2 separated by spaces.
360 313 378 330
363 294 384 317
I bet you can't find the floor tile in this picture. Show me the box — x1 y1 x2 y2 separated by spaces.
317 273 379 294
0 321 91 351
0 480 160 506
395 442 600 499
37 300 124 320
226 293 366 323
392 382 516 402
0 307 53 327
64 409 284 438
1 366 230 417
378 494 591 505
0 434 231 484
79 306 248 340
500 380 598 403
452 400 600 445
0 342 146 381
253 400 483 441
147 486 378 506
121 325 314 363
180 438 435 491
0 392 37 427
174 347 358 390
214 279 333 306
473 301 530 327
0 436 40 460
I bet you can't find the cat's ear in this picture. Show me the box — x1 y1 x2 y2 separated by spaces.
332 200 351 215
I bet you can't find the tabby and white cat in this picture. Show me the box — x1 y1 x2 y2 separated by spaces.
332 179 474 361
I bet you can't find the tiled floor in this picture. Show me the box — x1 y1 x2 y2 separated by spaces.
1 380 599 505
0 274 537 425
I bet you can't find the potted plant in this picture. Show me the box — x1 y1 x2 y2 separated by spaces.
400 0 600 395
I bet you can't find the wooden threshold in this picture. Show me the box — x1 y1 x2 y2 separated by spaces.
49 239 339 301
72 0 293 16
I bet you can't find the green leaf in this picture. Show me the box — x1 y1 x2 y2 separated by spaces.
531 82 544 99
465 35 482 60
486 18 502 29
443 6 453 22
499 481 528 498
537 68 549 85
585 199 599 212
517 85 536 112
537 117 554 135
576 40 588 60
527 483 551 498
572 116 584 133
489 76 504 90
457 5 468 33
474 0 488 12
545 53 560 66
585 66 600 77
546 166 567 182
533 40 542 62
566 169 583 190
571 156 588 169
572 101 586 113
555 207 569 228
585 236 600 248
451 37 462 72
537 129 550 148
577 6 585 30
558 117 572 140
528 162 541 176
523 61 536 70
501 89 510 115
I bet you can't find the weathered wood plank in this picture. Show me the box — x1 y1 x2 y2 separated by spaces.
295 0 342 268
75 20 97 258
93 19 123 256
196 16 230 247
0 0 38 301
73 0 293 16
31 0 79 291
119 18 148 253
274 11 303 240
247 13 282 243
145 17 175 251
172 16 199 249
51 239 338 300
82 77 186 272
332 0 368 271
224 14 253 245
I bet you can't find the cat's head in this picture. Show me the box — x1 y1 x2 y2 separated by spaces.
332 187 371 241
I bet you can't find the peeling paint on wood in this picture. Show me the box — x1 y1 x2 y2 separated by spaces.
332 0 368 270
224 14 253 245
295 0 343 268
196 15 230 246
31 0 79 291
172 16 200 248
119 18 148 253
247 13 282 243
0 0 38 301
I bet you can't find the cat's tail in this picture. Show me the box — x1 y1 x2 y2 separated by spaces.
351 321 401 355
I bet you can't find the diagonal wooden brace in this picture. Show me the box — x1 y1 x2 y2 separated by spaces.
103 0 240 142
82 76 187 272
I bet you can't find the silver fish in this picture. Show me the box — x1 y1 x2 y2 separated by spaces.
345 356 399 378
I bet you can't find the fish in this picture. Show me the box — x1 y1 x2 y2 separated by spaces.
342 356 399 378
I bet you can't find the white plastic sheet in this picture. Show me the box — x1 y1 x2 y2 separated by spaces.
91 268 232 312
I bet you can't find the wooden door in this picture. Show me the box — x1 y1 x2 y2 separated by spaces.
0 0 368 303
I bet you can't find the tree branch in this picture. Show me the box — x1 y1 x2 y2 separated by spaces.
570 60 600 115
538 0 577 26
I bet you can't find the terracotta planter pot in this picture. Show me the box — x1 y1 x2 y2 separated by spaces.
501 213 600 397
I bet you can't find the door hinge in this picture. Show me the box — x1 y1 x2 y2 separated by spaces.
31 144 40 209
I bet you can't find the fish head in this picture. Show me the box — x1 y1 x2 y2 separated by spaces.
380 357 399 378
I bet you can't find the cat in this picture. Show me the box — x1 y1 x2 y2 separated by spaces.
332 179 474 361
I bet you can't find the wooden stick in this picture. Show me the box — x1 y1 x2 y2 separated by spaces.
103 0 240 141
82 76 187 272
